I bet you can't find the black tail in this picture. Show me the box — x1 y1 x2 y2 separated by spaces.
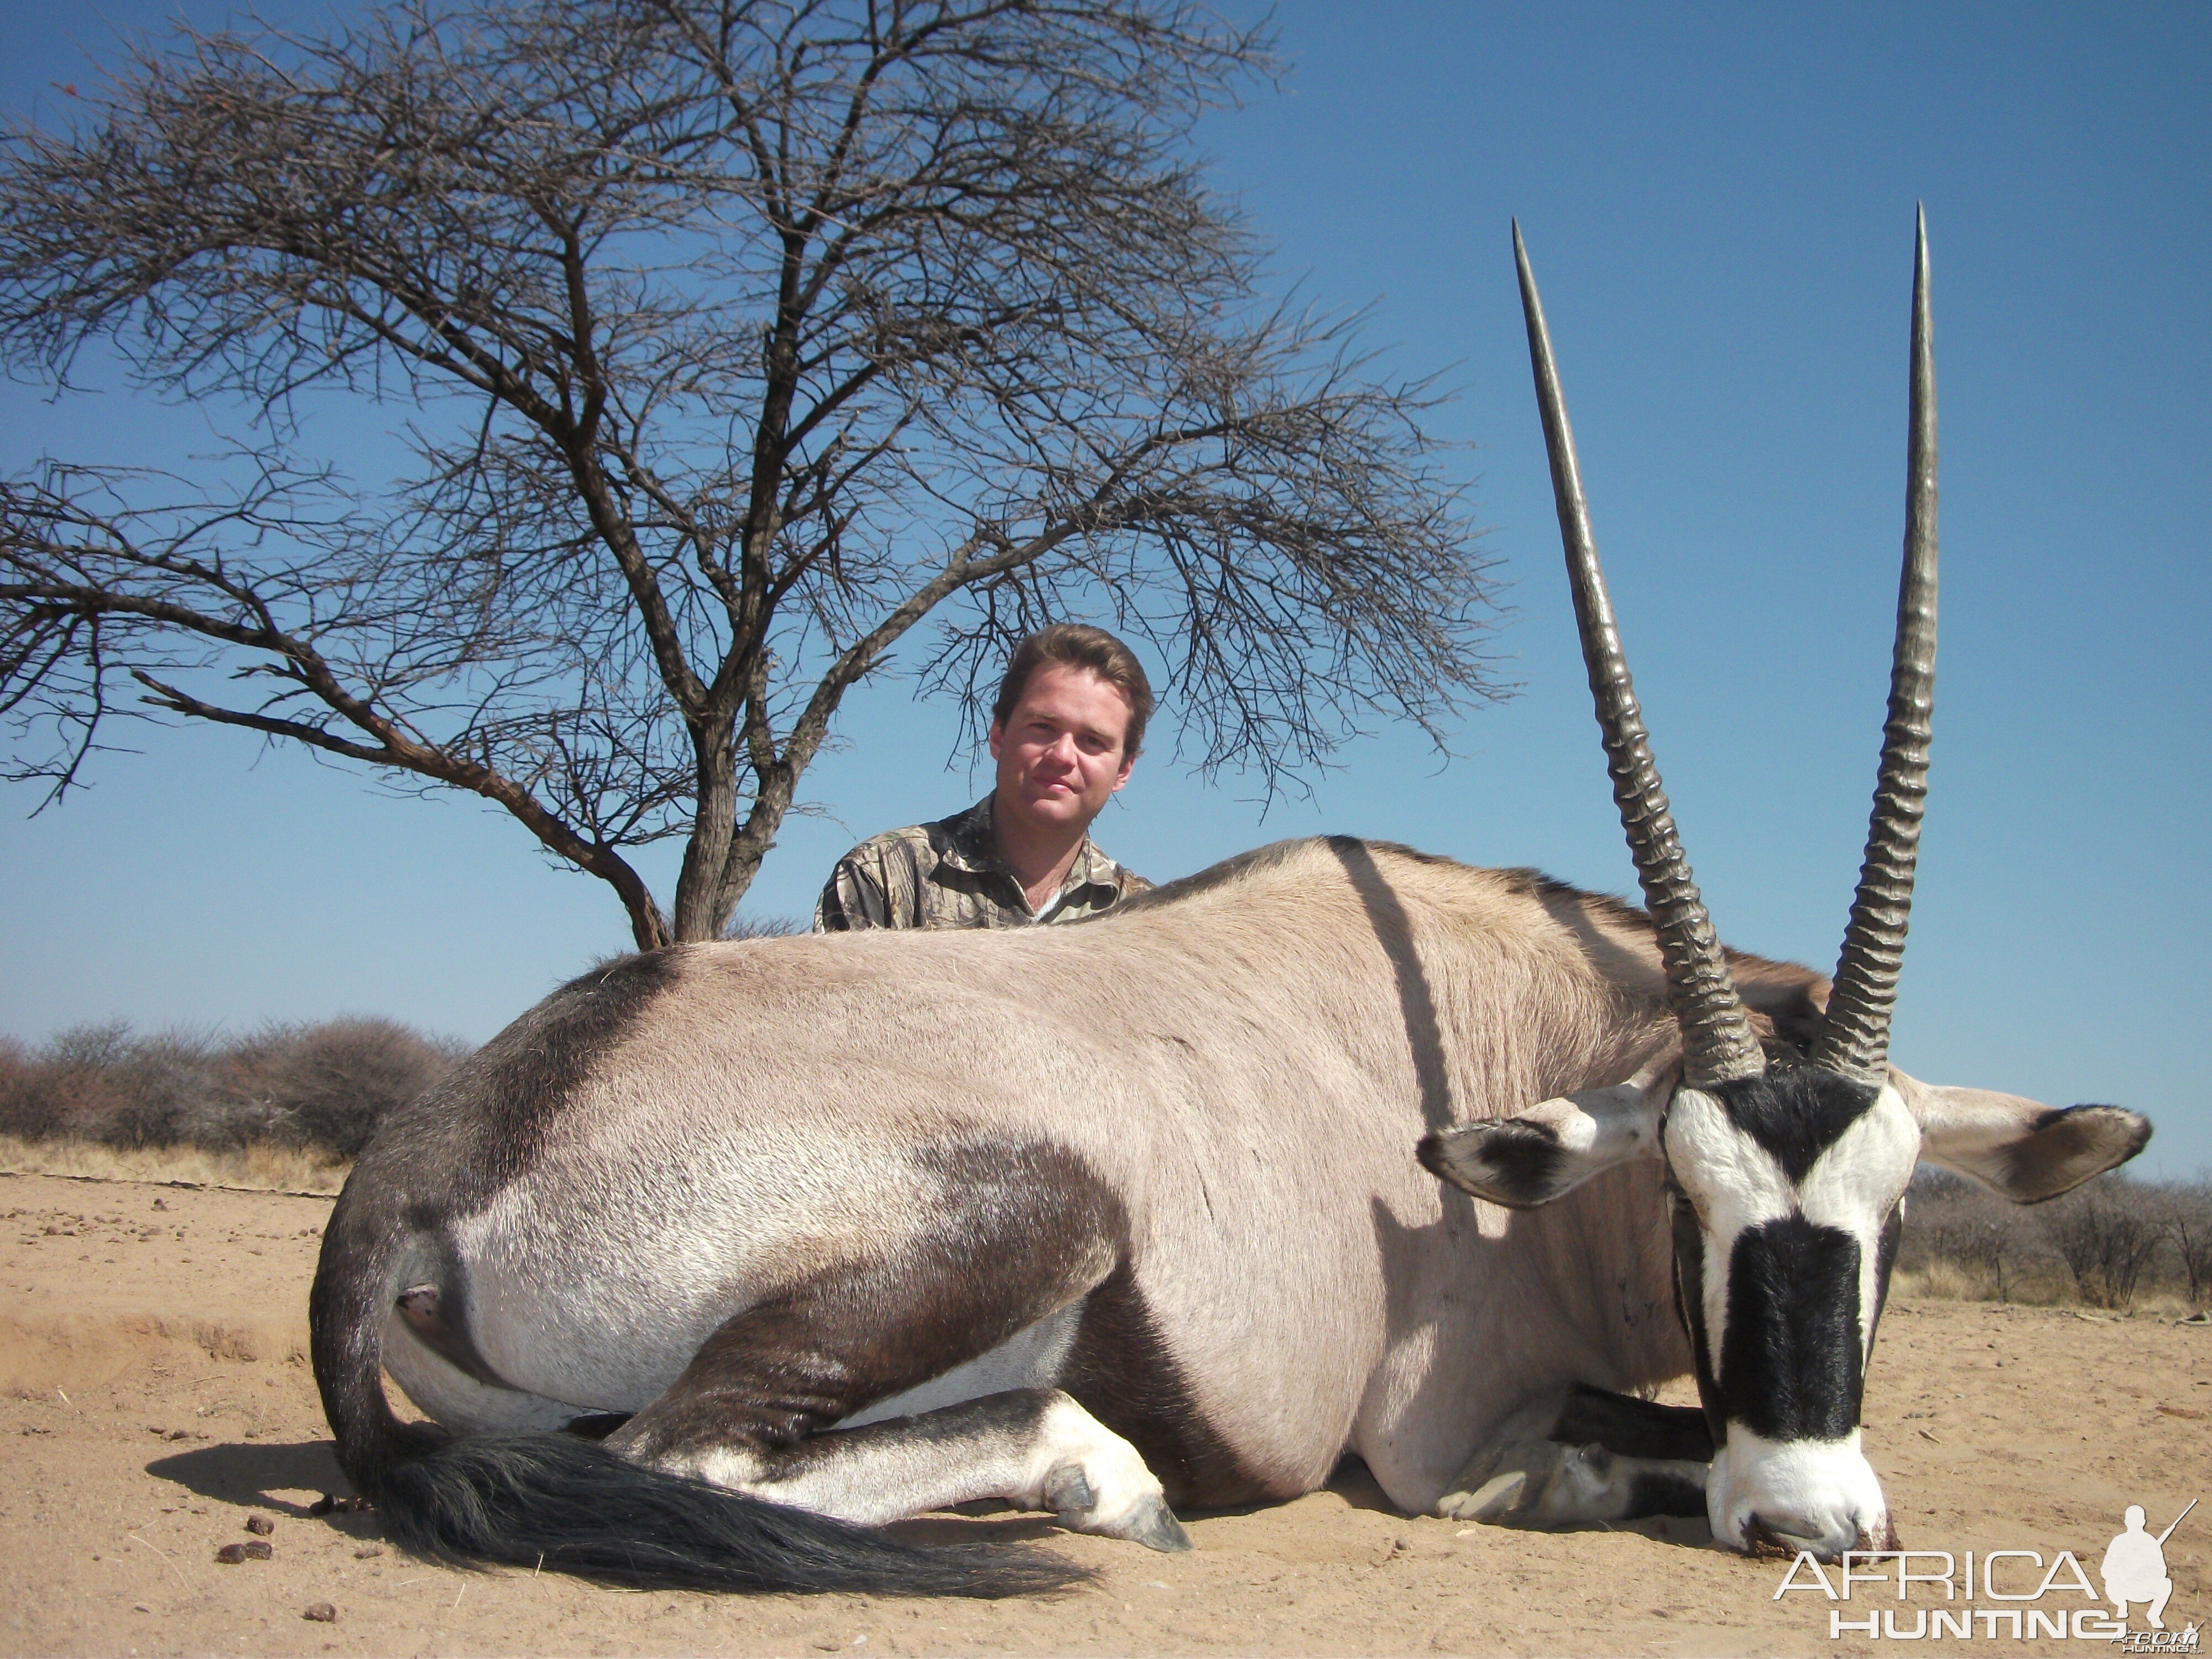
377 1432 1081 1595
309 1175 1081 1597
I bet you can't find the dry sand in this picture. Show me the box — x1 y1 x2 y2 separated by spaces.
4 1167 2207 1657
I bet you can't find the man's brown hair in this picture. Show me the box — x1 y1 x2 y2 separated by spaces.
990 624 1155 759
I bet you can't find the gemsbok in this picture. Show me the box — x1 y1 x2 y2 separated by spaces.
310 213 2147 1594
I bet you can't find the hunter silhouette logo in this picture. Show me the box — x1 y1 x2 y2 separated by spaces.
1777 1499 2200 1644
2105 1502 2194 1631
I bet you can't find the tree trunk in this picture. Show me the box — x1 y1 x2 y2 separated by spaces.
707 765 800 940
671 731 743 942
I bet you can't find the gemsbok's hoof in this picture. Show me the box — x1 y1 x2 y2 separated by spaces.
1112 1495 1193 1553
1045 1462 1191 1551
1437 1468 1531 1525
1434 1437 1567 1526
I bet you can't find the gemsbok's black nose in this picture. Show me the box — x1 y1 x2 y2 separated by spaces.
1745 1510 1855 1562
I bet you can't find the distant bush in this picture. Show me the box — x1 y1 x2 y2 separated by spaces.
1900 1167 2208 1311
0 1018 469 1162
2157 1181 2212 1310
0 1034 69 1139
2039 1175 2166 1311
1903 1170 2036 1302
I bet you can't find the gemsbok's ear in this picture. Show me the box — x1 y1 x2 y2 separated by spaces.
1893 1073 2152 1204
1417 1065 1670 1209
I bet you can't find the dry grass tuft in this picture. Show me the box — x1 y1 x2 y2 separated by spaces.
1891 1261 1978 1303
0 1133 346 1194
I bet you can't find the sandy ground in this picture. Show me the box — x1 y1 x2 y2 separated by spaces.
4 1167 2208 1658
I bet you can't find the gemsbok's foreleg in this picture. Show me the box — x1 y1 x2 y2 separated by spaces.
1437 1384 1710 1528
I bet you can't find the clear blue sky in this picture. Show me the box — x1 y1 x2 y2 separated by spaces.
4 3 2206 1176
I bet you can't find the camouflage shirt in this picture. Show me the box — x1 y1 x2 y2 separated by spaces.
812 796 1151 932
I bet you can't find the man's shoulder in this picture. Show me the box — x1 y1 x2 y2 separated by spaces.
835 818 938 867
835 801 991 874
1067 830 1149 899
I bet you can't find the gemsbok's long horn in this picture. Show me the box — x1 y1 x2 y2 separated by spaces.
1811 208 1939 1083
1513 221 1765 1088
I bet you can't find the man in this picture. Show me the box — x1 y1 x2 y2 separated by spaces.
813 624 1155 931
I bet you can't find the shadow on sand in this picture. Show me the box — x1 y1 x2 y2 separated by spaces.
147 1439 363 1525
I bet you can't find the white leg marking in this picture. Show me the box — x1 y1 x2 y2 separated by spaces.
662 1389 1190 1551
1434 1398 1707 1529
833 1305 1082 1428
1437 1435 1706 1527
1020 1394 1187 1549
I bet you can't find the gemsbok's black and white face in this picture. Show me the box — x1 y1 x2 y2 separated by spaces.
1419 212 2150 1561
1430 1052 2144 1557
1658 1066 1919 1556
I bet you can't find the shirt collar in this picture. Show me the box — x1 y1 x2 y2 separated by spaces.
942 795 1122 895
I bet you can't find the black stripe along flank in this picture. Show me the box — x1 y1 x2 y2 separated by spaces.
1718 1216 1864 1442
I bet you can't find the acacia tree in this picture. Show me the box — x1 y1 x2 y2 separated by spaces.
0 0 1498 949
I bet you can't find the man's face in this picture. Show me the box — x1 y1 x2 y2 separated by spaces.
988 662 1135 834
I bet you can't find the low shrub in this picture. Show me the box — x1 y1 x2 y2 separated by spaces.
1900 1170 2042 1302
2158 1181 2212 1309
0 1034 68 1140
233 1018 467 1159
2039 1176 2165 1311
1892 1167 2208 1311
0 1016 469 1162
